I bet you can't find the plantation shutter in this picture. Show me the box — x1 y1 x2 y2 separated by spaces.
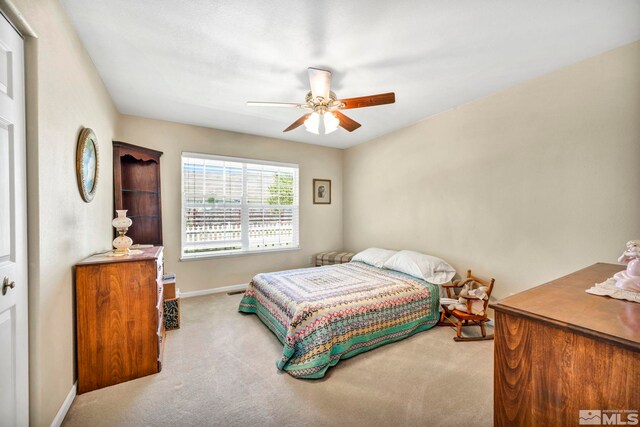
182 152 299 258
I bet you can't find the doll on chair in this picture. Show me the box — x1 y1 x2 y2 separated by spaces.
439 269 495 342
448 282 490 315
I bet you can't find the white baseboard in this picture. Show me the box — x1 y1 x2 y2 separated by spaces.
50 381 76 427
179 283 248 299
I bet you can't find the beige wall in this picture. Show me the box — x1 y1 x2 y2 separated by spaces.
115 115 343 292
5 1 342 424
4 0 638 424
344 41 640 299
4 0 119 425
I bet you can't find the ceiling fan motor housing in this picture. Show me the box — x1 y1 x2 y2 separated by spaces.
305 91 343 112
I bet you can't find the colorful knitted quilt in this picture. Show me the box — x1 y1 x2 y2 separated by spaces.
238 261 440 379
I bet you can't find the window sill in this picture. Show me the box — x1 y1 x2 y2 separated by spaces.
180 246 301 262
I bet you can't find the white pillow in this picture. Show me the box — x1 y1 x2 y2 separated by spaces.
383 250 456 285
351 248 397 268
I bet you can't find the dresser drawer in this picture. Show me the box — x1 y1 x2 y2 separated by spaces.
156 260 163 282
156 281 164 308
157 332 163 356
156 249 164 279
157 316 166 366
157 299 164 325
157 309 164 336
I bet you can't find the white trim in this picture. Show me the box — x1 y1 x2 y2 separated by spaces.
179 283 248 299
180 246 300 261
50 381 76 427
240 163 249 249
180 153 300 259
182 151 298 169
0 0 38 38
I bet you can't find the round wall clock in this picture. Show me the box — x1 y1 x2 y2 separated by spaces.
76 128 99 203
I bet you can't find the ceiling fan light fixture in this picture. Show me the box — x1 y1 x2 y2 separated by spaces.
323 112 339 134
249 67 395 134
304 112 320 134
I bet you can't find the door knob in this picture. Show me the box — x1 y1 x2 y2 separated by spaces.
2 277 15 296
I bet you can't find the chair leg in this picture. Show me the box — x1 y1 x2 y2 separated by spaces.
455 321 463 339
480 322 487 337
438 308 456 327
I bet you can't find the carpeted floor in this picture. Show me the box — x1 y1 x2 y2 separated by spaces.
62 293 494 427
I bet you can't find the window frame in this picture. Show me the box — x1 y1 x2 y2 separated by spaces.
180 151 300 261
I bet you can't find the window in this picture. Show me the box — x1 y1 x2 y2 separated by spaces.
181 152 299 259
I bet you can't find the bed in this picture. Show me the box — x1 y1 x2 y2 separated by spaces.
238 261 440 379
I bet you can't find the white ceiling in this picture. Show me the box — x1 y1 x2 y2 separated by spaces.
61 0 640 149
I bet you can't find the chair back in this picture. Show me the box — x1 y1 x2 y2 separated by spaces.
464 269 495 314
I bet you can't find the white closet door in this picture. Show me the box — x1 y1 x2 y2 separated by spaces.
0 12 28 427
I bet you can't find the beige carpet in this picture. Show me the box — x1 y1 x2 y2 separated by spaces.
63 293 494 427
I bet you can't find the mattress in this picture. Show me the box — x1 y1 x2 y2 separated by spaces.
238 261 440 378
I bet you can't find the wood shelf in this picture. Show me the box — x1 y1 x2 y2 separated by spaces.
121 189 158 194
113 141 164 246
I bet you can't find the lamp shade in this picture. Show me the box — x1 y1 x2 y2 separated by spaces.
324 112 339 134
304 112 320 134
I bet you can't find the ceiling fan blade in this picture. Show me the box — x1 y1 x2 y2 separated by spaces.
338 92 396 109
247 101 304 108
334 111 361 132
308 67 331 100
283 114 311 132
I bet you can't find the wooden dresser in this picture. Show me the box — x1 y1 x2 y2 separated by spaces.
75 246 165 394
492 263 639 426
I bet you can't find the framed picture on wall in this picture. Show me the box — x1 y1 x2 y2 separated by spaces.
313 179 331 204
76 127 99 203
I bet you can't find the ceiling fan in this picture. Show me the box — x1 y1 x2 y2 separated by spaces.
247 67 395 135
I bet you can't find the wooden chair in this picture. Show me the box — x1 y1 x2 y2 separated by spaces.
438 269 495 341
